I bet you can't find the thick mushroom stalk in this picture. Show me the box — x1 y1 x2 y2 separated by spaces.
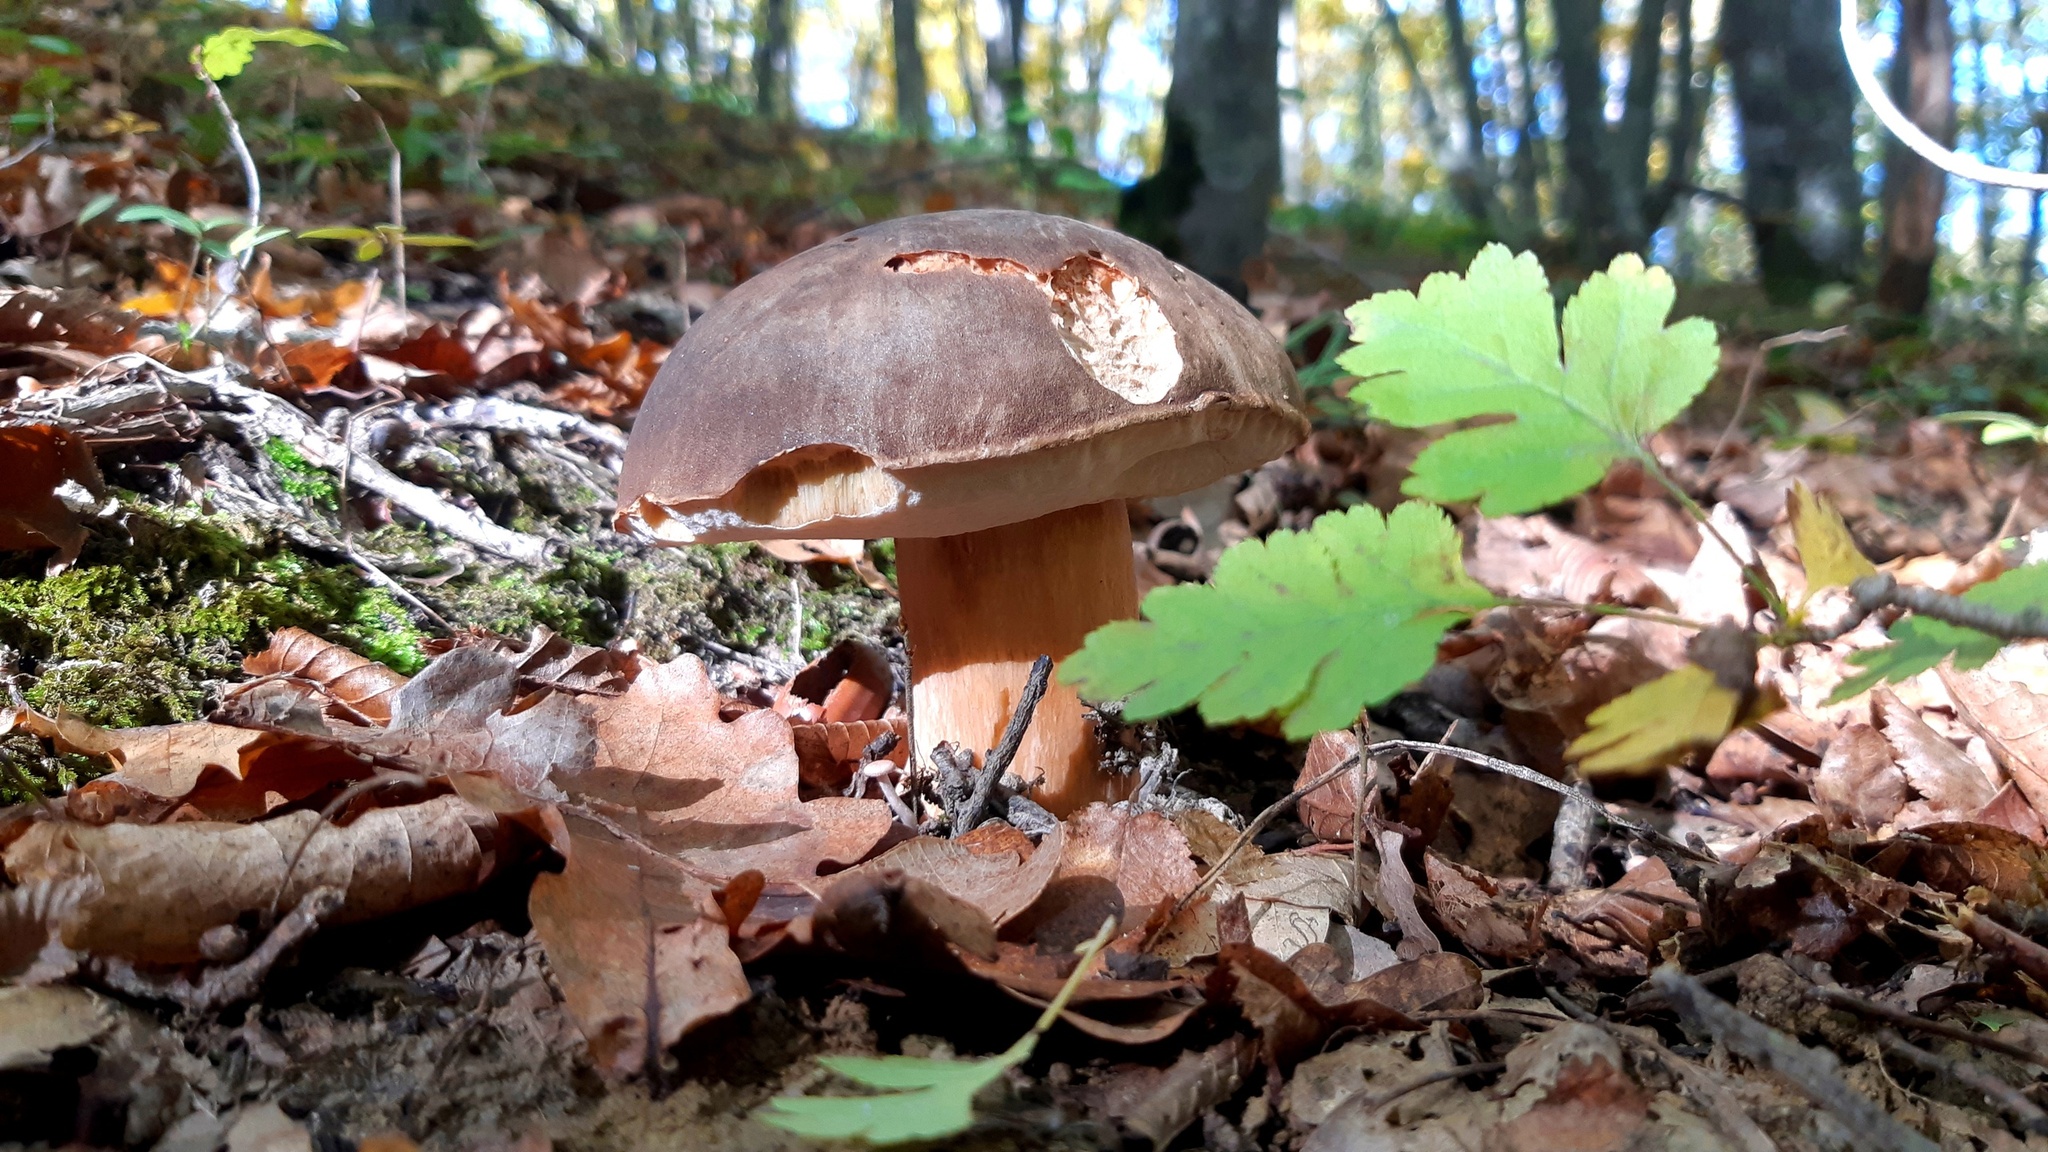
896 499 1139 815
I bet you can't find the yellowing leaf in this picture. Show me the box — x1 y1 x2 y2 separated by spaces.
1568 665 1741 776
1787 481 1874 606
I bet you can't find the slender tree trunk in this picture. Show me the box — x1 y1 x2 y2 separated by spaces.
1047 0 1070 152
368 0 490 45
1551 0 1620 263
892 0 932 137
1971 1 1997 274
675 0 706 86
1720 0 1864 302
2017 4 2044 340
1357 14 1384 193
1612 0 1668 244
754 0 794 119
1376 1 1452 186
1116 0 1283 301
1508 0 1547 236
617 0 641 66
986 0 1030 158
1441 0 1494 218
954 0 987 135
1079 0 1114 163
1643 0 1709 228
1876 0 1955 316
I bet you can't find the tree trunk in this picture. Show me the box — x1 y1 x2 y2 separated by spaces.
986 0 1030 158
754 0 794 120
1376 2 1452 188
1116 0 1282 302
1508 0 1548 234
1720 0 1864 303
1441 0 1494 217
1357 14 1384 192
892 0 932 137
1970 0 1997 274
955 0 988 135
1551 0 1621 263
677 0 708 86
368 0 490 46
1643 0 1707 228
1612 0 1669 241
1876 0 1955 316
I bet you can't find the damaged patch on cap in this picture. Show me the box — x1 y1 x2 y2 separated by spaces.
887 250 1184 404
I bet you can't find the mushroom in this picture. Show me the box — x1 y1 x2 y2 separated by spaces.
617 209 1308 815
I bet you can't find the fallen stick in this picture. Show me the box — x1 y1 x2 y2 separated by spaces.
209 375 554 564
1650 968 1938 1152
1878 1031 2048 1136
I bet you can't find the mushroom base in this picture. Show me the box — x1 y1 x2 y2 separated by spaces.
896 499 1140 817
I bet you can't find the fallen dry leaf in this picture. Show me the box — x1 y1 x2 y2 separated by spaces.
1942 662 2048 821
1875 687 2001 816
1424 852 1543 960
243 627 410 724
1497 1024 1649 1152
849 822 1063 927
1041 804 1201 934
3 795 487 963
554 654 892 882
1543 857 1697 977
0 423 101 564
1811 722 1908 831
527 812 748 1078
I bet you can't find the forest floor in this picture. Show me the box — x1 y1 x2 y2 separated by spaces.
13 10 2048 1152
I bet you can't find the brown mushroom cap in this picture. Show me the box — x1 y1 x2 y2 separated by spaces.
617 209 1310 543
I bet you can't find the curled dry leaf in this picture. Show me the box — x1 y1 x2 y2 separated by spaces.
1377 828 1441 959
243 627 410 724
1873 687 2001 816
222 648 597 794
1543 858 1697 977
1811 723 1908 831
1424 852 1543 960
1468 515 1669 608
430 626 633 698
1297 728 1363 843
815 867 999 965
2 794 488 964
0 423 101 564
6 707 265 800
527 812 749 1079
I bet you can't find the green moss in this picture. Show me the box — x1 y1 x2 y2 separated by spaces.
0 501 425 728
261 438 339 509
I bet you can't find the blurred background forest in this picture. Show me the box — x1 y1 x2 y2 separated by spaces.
9 0 2048 402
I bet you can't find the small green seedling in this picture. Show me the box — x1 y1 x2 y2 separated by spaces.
756 917 1117 1145
1064 245 2048 776
298 224 475 263
1941 410 2048 447
196 27 344 83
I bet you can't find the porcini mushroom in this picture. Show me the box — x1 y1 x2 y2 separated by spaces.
617 209 1308 814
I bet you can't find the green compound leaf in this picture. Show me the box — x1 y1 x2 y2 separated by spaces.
198 28 345 82
1063 502 1496 739
1339 244 1719 516
1829 564 2048 702
757 919 1117 1145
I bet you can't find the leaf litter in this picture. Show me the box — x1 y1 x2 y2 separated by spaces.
7 43 2048 1151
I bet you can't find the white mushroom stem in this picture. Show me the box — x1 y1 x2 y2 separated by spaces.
896 499 1139 817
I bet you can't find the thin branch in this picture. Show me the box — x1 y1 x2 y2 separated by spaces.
1800 573 2048 644
1842 0 2048 191
954 654 1052 838
528 0 614 63
1810 984 2048 1073
1878 1031 2048 1136
1651 968 1940 1152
